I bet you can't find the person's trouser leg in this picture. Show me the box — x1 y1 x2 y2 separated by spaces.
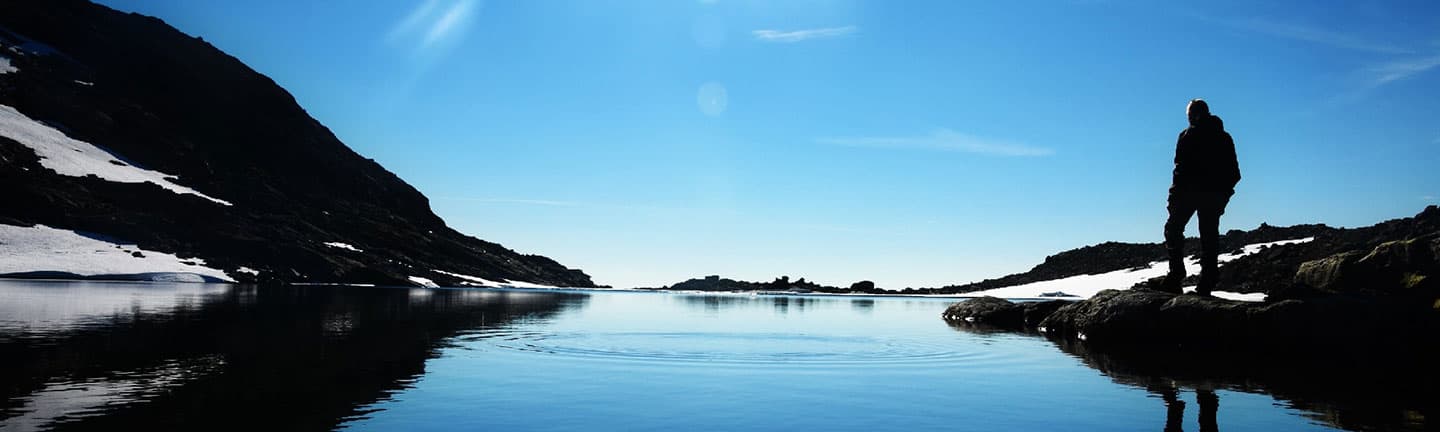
1163 193 1197 292
1196 192 1230 294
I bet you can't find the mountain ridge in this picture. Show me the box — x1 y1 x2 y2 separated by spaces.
0 0 597 287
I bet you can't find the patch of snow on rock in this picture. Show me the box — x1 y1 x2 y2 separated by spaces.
503 280 559 289
323 242 363 252
0 55 16 74
432 270 502 287
962 238 1315 302
0 104 231 205
408 276 439 288
0 223 235 282
234 267 259 276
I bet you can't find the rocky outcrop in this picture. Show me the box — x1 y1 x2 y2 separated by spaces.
0 1 596 287
941 288 1440 354
1290 233 1439 300
941 297 1070 331
932 206 1440 296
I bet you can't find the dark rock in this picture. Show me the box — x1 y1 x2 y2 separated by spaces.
1021 300 1071 327
1291 233 1440 303
942 297 1023 328
130 251 144 258
1292 250 1364 293
1038 289 1175 343
849 280 876 291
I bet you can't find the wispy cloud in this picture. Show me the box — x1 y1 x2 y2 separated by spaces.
1365 54 1440 86
1220 16 1410 54
387 0 480 49
752 26 856 43
1424 195 1437 202
817 129 1053 157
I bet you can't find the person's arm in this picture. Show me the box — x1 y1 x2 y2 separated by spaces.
1223 133 1240 189
1172 131 1188 187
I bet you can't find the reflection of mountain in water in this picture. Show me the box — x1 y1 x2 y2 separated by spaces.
947 322 1434 431
0 282 588 430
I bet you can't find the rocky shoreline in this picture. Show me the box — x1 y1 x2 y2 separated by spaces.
942 231 1440 429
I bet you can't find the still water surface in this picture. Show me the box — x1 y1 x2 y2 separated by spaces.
0 280 1403 430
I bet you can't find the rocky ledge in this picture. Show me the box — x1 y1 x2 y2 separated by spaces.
945 230 1440 352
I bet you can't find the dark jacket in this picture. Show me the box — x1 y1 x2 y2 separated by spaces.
1171 114 1240 194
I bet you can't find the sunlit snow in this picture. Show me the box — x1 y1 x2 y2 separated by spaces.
407 276 439 288
323 242 363 252
432 269 503 287
0 223 235 282
960 238 1314 302
0 55 16 74
0 104 232 205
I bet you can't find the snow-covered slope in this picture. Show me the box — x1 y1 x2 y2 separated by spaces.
960 238 1314 302
0 104 231 205
0 223 234 282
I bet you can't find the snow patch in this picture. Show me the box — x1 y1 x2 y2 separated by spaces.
234 267 259 276
432 269 503 287
0 104 232 205
0 223 235 282
323 242 363 252
0 55 15 74
503 279 559 289
408 276 439 288
962 238 1315 302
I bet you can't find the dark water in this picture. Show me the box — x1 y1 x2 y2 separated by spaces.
0 281 1425 431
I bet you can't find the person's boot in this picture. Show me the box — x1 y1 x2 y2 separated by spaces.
1196 271 1216 297
1159 272 1184 294
1158 249 1186 294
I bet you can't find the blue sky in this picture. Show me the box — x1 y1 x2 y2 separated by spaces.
97 0 1440 289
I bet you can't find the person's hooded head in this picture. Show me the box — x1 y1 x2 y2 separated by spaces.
1186 99 1210 126
1186 99 1221 128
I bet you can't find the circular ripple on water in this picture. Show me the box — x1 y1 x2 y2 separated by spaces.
457 329 1000 367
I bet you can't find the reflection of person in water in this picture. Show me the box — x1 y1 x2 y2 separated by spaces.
1161 99 1241 296
1155 385 1219 432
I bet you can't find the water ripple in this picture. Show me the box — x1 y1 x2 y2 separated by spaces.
455 328 1001 367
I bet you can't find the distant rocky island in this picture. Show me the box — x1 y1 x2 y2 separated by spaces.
0 1 595 288
643 275 886 295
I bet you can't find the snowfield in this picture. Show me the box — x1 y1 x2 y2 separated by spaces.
323 242 363 252
0 104 232 206
959 238 1314 302
0 223 235 282
407 276 439 288
432 269 504 287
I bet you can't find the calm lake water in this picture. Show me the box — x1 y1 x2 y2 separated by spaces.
0 280 1423 431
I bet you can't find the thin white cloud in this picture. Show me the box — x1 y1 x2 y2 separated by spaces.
1222 16 1410 54
817 129 1053 157
752 26 856 43
1366 54 1440 86
387 0 480 49
424 0 479 47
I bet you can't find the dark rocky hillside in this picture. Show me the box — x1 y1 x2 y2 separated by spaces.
935 206 1440 295
0 0 595 287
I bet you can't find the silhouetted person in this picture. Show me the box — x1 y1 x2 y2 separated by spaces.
1161 99 1240 296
